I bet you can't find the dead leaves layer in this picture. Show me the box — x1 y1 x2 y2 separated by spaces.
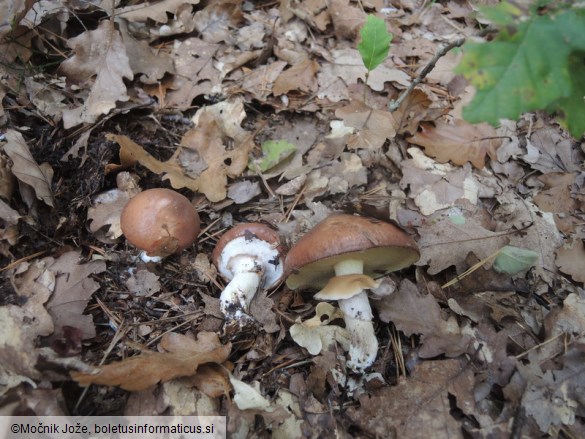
71 332 231 391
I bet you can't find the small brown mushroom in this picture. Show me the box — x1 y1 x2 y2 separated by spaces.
212 223 285 331
284 213 419 371
120 188 200 261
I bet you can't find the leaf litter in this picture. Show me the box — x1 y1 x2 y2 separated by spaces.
1 0 585 437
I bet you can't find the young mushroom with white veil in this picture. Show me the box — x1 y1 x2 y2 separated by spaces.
284 214 420 372
212 223 285 336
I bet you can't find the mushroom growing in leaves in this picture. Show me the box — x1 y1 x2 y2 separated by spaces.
284 214 419 372
120 188 200 261
212 223 285 334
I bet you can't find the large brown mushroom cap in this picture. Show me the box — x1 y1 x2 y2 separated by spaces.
284 214 420 289
120 188 200 257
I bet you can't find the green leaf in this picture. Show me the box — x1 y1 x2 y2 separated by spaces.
478 2 524 25
248 140 296 173
358 15 392 72
556 52 585 137
493 246 539 275
455 9 585 138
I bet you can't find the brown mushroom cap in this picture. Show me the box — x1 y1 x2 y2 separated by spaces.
284 214 420 289
212 223 284 267
120 188 200 257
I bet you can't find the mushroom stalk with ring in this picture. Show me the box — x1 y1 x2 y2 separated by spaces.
315 259 380 372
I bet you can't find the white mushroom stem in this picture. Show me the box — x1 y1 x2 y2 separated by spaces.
219 254 264 318
333 259 378 372
220 270 262 318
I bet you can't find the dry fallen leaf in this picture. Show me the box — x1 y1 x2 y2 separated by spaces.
0 306 42 384
336 101 398 149
106 101 252 202
125 268 161 297
555 238 585 284
393 88 432 135
193 1 242 44
87 172 140 243
329 48 411 91
229 376 271 411
71 332 231 391
59 20 133 128
273 59 319 96
119 25 174 84
415 207 507 275
165 37 220 108
190 363 231 398
113 0 201 23
521 127 580 174
329 0 365 40
408 119 502 169
346 359 471 438
239 61 287 102
533 172 578 214
45 251 107 340
400 148 480 216
3 129 54 207
9 258 55 337
376 280 471 358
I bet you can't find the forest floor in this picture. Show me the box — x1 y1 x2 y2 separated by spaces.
1 0 584 438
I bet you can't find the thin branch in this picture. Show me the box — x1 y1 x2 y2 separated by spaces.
388 37 466 112
388 28 496 112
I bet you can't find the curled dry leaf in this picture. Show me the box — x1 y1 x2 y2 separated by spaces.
407 119 502 169
87 172 140 243
191 364 232 398
71 332 231 391
3 129 54 207
229 376 271 411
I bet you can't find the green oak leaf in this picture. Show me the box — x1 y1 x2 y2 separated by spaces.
556 52 585 137
478 1 523 25
358 15 392 72
248 140 296 173
493 246 539 275
456 9 585 138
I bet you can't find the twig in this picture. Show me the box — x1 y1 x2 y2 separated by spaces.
388 28 496 112
388 36 466 112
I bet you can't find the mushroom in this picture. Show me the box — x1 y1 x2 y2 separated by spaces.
284 213 419 372
212 223 285 332
120 188 200 261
